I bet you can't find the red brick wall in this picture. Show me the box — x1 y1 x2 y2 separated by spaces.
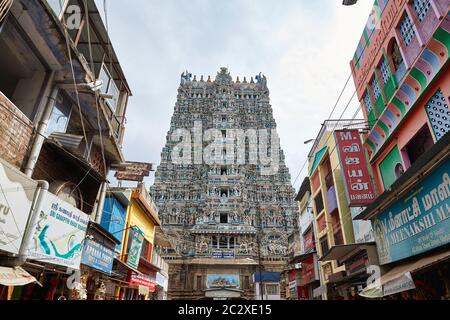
0 92 34 169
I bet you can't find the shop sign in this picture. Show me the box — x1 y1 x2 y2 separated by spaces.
303 229 315 253
335 130 376 206
26 192 89 269
127 226 145 269
129 271 156 292
345 252 368 277
372 158 450 265
211 250 235 259
81 239 114 274
351 207 375 243
383 272 416 296
301 256 317 285
114 162 153 182
156 272 168 288
0 159 39 255
207 274 240 288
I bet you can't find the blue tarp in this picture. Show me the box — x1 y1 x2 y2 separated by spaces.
253 272 280 283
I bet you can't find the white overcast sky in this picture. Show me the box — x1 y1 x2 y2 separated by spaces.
98 0 374 190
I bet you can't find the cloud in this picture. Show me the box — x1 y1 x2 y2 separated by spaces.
101 0 374 188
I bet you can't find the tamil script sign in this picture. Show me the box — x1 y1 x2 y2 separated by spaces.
0 159 39 255
128 271 156 291
126 226 144 269
335 129 376 206
372 157 450 265
114 162 153 182
81 239 115 274
27 192 89 269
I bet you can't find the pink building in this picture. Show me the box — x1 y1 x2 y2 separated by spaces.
350 0 450 300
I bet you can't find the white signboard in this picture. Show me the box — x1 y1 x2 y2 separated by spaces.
351 207 375 244
26 192 89 269
383 272 416 297
0 159 38 254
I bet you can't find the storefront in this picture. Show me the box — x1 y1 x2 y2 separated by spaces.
80 222 118 300
289 251 320 300
321 243 379 300
357 133 450 300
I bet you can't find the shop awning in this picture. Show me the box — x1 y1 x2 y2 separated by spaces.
309 146 328 176
360 247 450 298
320 243 375 264
0 266 41 287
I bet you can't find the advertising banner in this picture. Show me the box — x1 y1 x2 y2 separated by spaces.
335 129 376 206
207 274 240 288
372 157 450 265
81 239 115 274
129 271 156 291
0 159 39 254
127 226 144 269
26 192 89 269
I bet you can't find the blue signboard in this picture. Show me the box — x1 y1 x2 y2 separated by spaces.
372 157 450 265
81 239 115 274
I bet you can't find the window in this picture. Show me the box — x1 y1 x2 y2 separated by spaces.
220 213 228 224
320 236 329 256
314 191 324 214
399 13 415 47
413 0 431 22
404 125 435 166
212 236 218 248
141 239 152 261
46 0 65 17
98 63 120 111
380 59 391 84
395 163 405 179
219 236 228 249
363 93 374 115
372 77 382 101
425 89 450 141
46 92 72 136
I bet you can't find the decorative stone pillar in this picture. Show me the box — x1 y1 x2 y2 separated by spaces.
94 279 107 300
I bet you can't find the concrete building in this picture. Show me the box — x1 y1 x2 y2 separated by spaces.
0 0 131 300
306 120 377 300
351 0 450 299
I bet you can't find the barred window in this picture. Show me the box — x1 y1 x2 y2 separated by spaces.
372 77 382 101
364 93 374 114
380 59 391 84
399 13 415 46
413 0 431 22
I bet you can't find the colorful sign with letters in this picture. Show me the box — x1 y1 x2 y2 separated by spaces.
335 129 376 206
126 226 144 269
27 192 89 269
372 157 450 265
81 239 115 274
0 159 39 255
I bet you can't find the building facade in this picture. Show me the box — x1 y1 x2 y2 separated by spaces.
351 0 450 299
151 67 298 300
306 120 377 300
0 0 131 300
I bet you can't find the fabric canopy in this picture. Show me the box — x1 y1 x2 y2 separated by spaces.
0 266 41 287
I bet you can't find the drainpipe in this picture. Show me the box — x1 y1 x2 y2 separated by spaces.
94 182 107 224
1 180 49 267
24 81 58 178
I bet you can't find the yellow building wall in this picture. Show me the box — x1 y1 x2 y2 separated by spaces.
121 198 156 259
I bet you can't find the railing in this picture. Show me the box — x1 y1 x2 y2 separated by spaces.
151 251 169 274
